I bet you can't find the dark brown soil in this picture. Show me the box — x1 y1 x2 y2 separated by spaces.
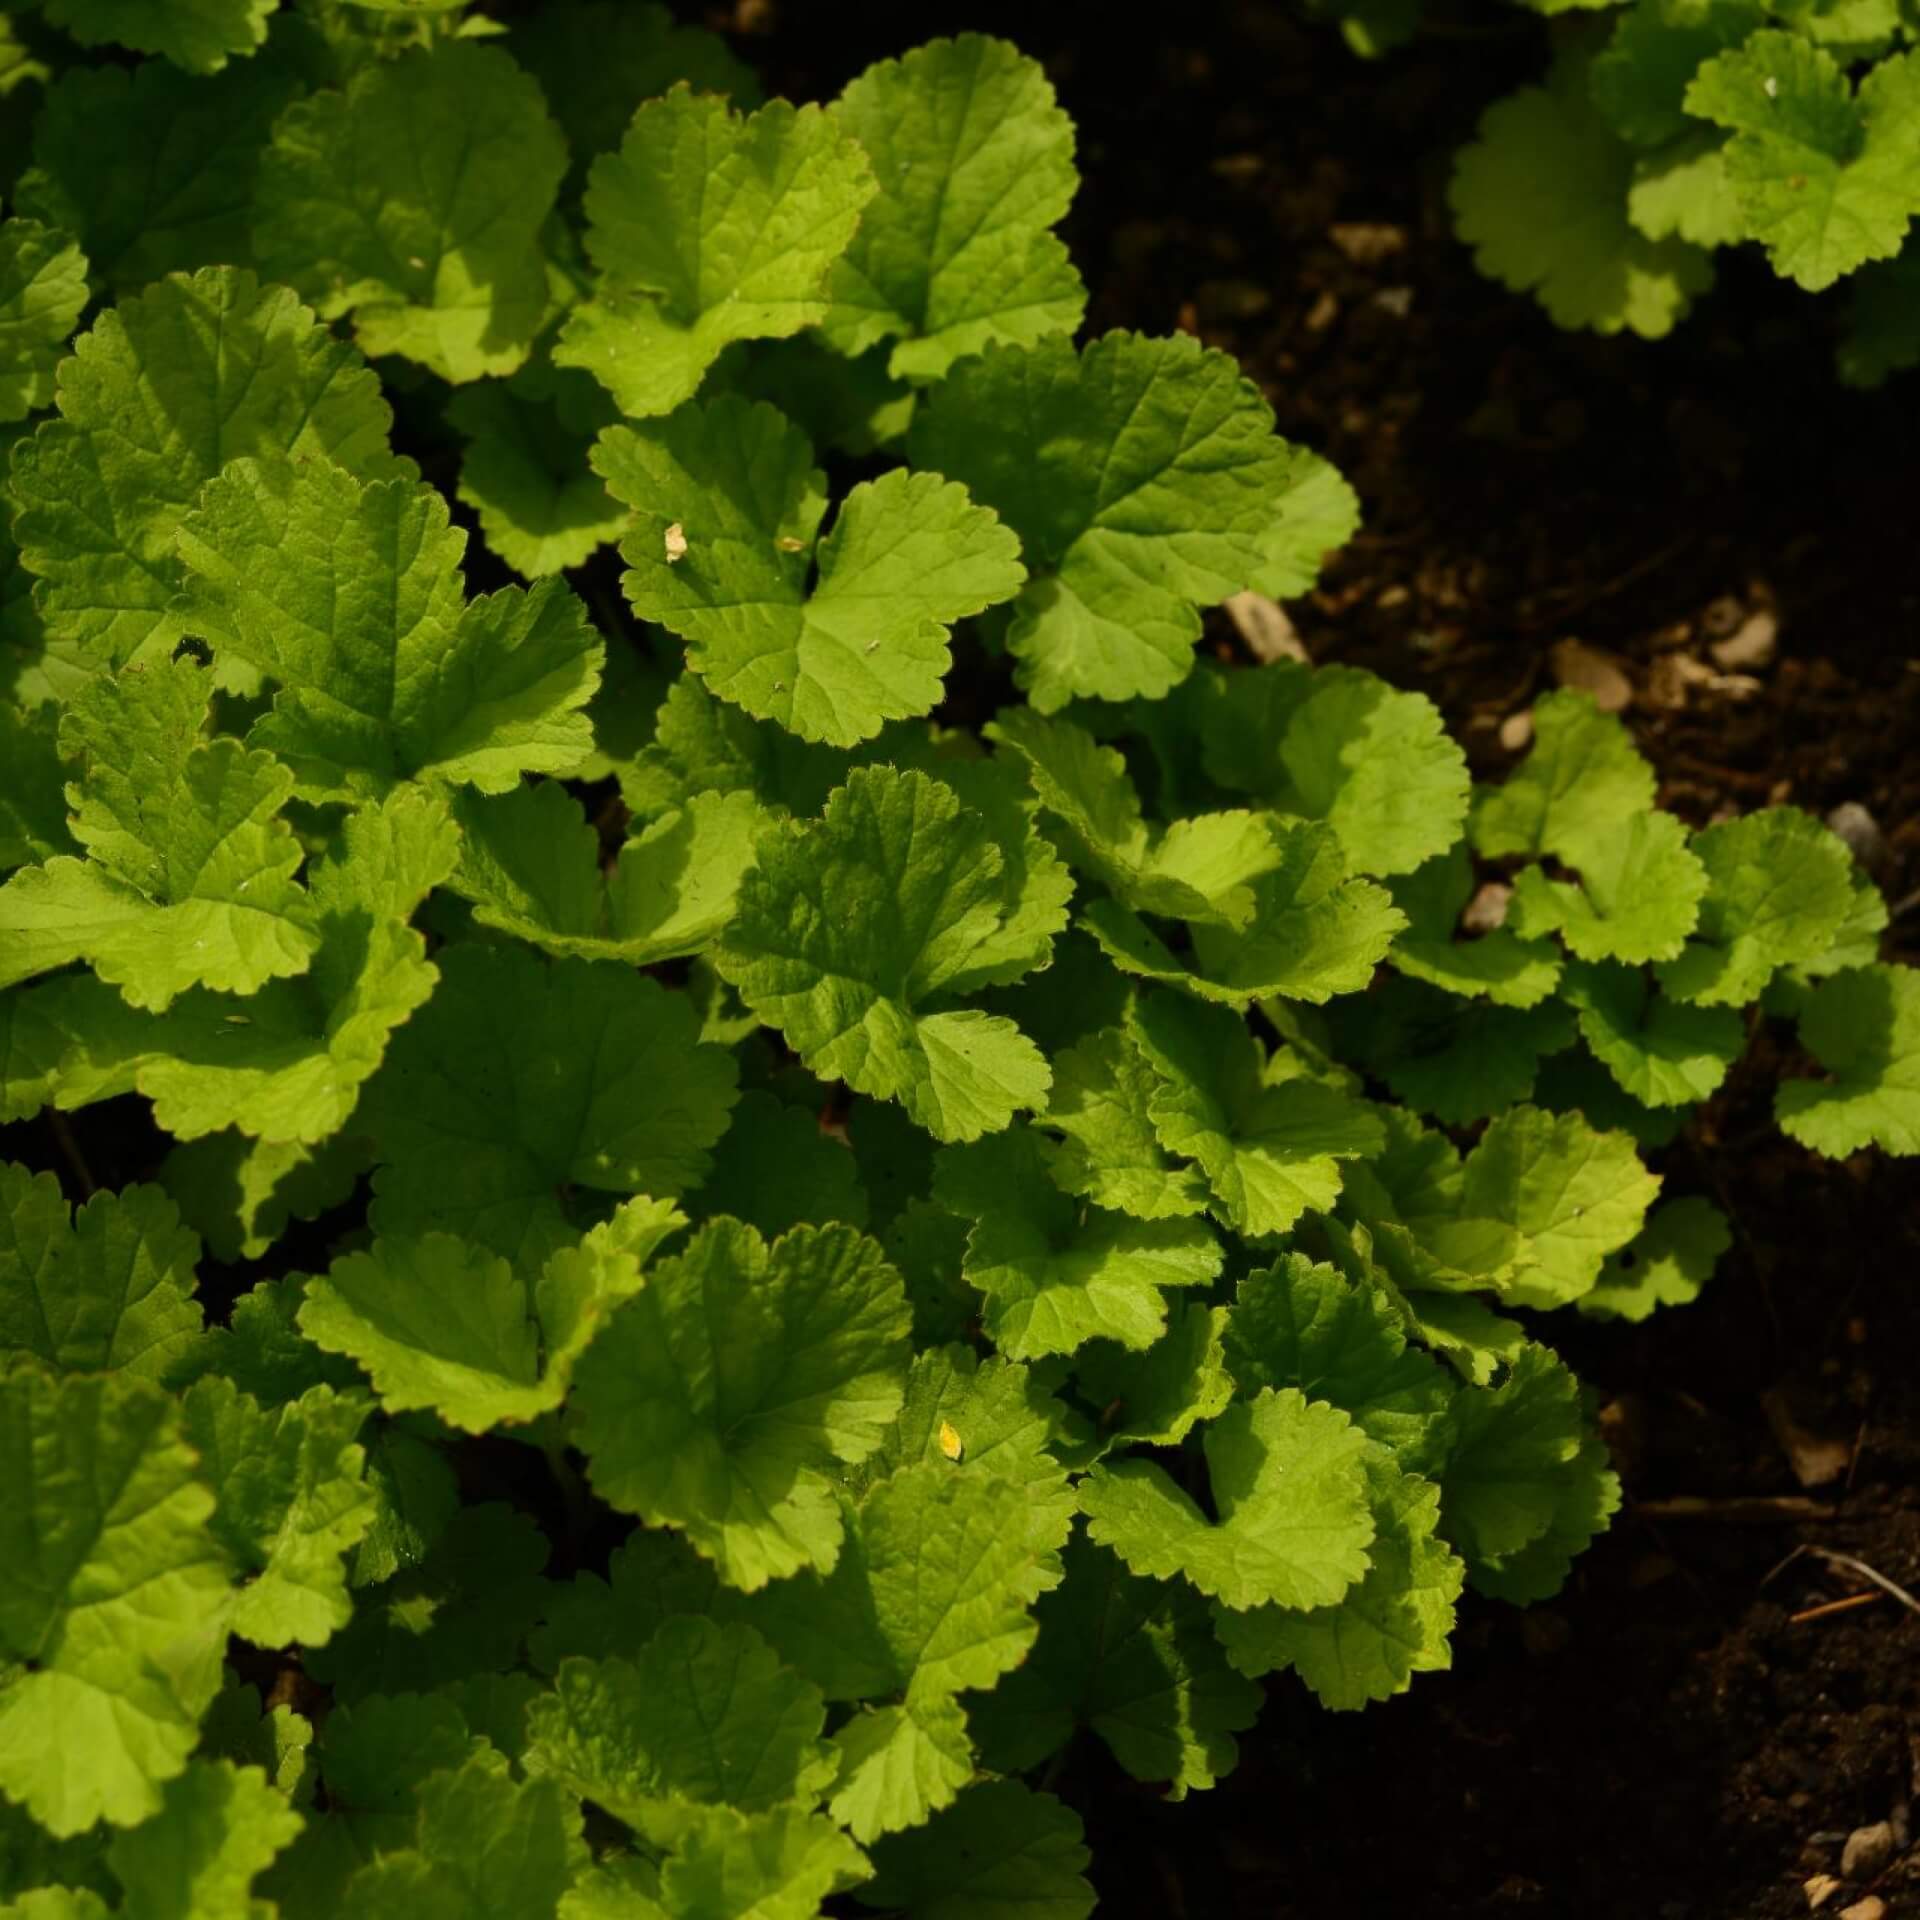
750 5 1920 1916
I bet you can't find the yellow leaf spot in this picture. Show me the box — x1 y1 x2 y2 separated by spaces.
664 522 688 563
938 1420 964 1463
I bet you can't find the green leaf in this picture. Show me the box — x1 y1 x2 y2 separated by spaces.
823 36 1085 381
254 42 567 381
716 766 1061 1142
556 89 876 417
1686 33 1920 289
1776 962 1920 1156
0 658 319 1010
1658 807 1856 1005
448 783 758 966
159 1129 371 1264
41 0 274 73
7 266 409 670
0 1167 204 1383
1627 128 1746 247
1438 1343 1619 1595
1507 810 1709 965
510 3 761 192
105 1759 303 1920
696 1090 869 1238
525 1621 835 1844
571 1218 910 1589
828 1692 975 1847
0 702 74 875
1215 1450 1463 1709
909 331 1317 709
1079 1387 1375 1611
1225 1254 1454 1471
179 1378 374 1649
1839 247 1920 386
1560 960 1746 1105
1389 845 1563 1008
0 1368 233 1835
1460 1105 1660 1308
933 1125 1222 1359
362 942 738 1262
1038 1026 1212 1220
1130 991 1385 1238
1472 690 1657 863
1450 65 1714 336
1074 1300 1234 1451
974 1531 1259 1797
1590 0 1767 148
446 373 625 581
176 458 603 801
1199 664 1470 879
598 396 1023 745
0 221 87 426
15 56 299 291
301 1202 680 1434
342 1750 585 1920
855 1781 1091 1920
1582 1193 1731 1320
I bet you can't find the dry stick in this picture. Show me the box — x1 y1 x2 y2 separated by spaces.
1790 1591 1885 1626
1804 1548 1920 1619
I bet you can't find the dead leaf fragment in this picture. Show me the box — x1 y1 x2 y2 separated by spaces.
1549 638 1633 712
1224 591 1307 663
1761 1385 1851 1489
663 522 688 564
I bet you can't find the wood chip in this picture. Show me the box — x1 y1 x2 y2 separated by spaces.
1224 590 1307 663
1805 1874 1842 1912
1328 222 1407 264
1549 637 1633 712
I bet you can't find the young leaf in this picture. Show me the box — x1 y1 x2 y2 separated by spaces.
0 1368 234 1835
254 42 567 382
1581 1193 1731 1320
41 0 274 74
1214 1451 1464 1710
1775 961 1920 1156
570 1217 911 1589
0 1166 205 1384
448 783 758 967
0 220 87 425
1560 960 1746 1106
0 658 318 1010
823 35 1085 381
104 1759 304 1920
1686 33 1920 289
933 1125 1222 1359
1450 64 1714 336
177 1378 375 1649
855 1781 1092 1920
598 396 1022 745
716 766 1061 1142
556 89 877 417
1389 845 1563 1008
176 458 604 801
362 942 737 1262
1658 807 1856 1005
1079 1387 1376 1612
973 1532 1260 1797
909 331 1319 709
7 267 408 669
1506 809 1709 964
1130 991 1386 1238
1471 689 1657 863
300 1203 681 1435
525 1621 836 1843
1590 0 1768 149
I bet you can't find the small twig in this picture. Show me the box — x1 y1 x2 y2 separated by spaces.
47 1112 96 1198
1805 1548 1920 1619
1634 1494 1832 1524
1790 1591 1886 1626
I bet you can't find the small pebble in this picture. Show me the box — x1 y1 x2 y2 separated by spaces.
1825 801 1884 870
1549 637 1633 711
1461 880 1511 934
1709 608 1779 670
1804 1872 1842 1911
1499 709 1534 751
1223 591 1307 663
1841 1821 1895 1881
1838 1898 1887 1920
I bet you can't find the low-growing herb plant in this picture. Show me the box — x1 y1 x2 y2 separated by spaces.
1306 0 1920 380
1 6 1915 1917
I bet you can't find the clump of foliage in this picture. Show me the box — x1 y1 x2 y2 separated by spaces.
0 5 1914 1917
1312 0 1920 380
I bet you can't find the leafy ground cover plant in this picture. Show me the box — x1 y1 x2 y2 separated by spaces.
1307 0 1920 380
1 5 1916 1917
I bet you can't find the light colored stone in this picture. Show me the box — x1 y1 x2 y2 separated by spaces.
1840 1821 1895 1881
1804 1874 1842 1912
1838 1897 1887 1920
1709 608 1779 670
1461 881 1512 934
1223 590 1307 663
1826 802 1884 870
1549 637 1633 712
1499 708 1534 752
